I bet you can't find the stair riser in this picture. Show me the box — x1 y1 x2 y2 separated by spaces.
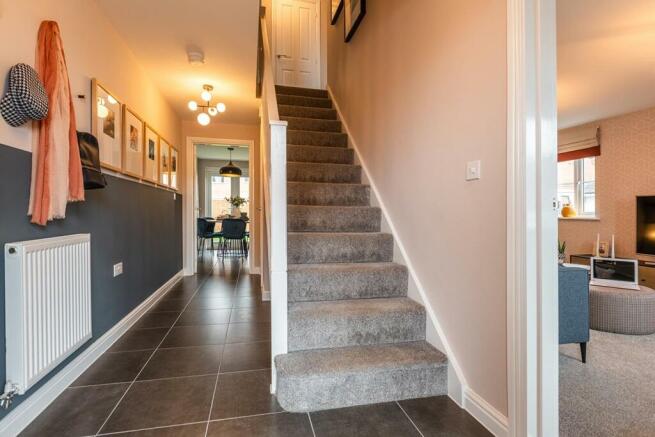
282 117 342 133
276 86 329 98
288 183 370 206
287 163 361 183
288 309 425 351
278 94 332 108
287 265 408 302
287 145 354 164
288 207 380 232
288 234 393 264
288 130 348 147
279 105 337 120
276 365 447 412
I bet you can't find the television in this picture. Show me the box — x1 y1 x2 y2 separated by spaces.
637 196 655 256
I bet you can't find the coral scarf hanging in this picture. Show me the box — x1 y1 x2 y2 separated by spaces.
29 21 84 226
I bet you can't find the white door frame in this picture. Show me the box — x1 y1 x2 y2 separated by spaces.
272 0 322 87
506 1 558 437
183 137 255 276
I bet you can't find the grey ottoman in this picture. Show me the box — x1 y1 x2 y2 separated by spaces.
589 285 655 335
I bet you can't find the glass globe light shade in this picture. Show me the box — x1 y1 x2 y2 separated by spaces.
197 112 211 126
188 100 198 111
216 102 226 113
208 107 218 116
200 90 212 102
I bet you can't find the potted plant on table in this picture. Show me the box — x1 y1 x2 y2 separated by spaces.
558 240 567 265
226 196 247 218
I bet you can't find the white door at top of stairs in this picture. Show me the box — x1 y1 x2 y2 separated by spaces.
273 0 320 89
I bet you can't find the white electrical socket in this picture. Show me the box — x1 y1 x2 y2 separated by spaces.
466 160 481 181
113 262 123 277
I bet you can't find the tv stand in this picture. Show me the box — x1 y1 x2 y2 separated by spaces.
569 254 655 288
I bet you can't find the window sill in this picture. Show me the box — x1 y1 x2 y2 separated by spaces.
558 216 600 221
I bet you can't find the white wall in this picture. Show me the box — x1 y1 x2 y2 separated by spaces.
327 0 508 415
0 0 180 152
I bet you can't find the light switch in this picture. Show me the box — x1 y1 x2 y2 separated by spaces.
466 160 481 181
113 262 123 277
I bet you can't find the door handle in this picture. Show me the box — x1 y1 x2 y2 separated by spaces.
277 54 291 59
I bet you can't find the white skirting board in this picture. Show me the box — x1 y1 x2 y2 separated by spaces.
463 387 509 437
0 271 183 437
327 86 508 433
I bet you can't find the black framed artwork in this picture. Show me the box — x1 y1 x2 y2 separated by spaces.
344 0 366 42
331 0 343 25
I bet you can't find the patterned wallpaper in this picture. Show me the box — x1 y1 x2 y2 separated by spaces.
559 106 655 261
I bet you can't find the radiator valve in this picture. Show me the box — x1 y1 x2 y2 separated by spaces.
0 383 19 409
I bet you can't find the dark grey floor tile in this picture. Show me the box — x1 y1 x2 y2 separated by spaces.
211 370 282 419
197 281 236 296
233 297 268 308
99 423 207 436
110 328 168 352
134 311 180 329
176 309 231 326
226 322 271 344
399 396 492 437
150 298 189 312
161 325 228 348
100 375 216 433
221 341 271 372
236 275 261 291
187 297 234 310
72 350 151 386
21 384 128 437
310 402 421 437
138 346 222 380
207 413 312 437
230 306 271 323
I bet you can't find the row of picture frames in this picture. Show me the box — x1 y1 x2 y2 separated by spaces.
331 0 366 42
91 79 178 190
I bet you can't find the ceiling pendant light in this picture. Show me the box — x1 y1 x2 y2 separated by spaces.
219 147 242 177
188 84 227 126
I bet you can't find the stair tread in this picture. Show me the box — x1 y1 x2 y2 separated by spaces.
290 297 423 318
288 261 403 272
276 341 447 379
288 161 359 168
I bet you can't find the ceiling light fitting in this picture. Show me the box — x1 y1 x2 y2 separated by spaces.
188 84 226 126
219 147 242 177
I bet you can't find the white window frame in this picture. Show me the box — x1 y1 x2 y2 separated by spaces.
557 157 596 217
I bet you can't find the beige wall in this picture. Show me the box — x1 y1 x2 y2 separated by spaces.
559 107 655 262
0 0 180 153
328 0 508 414
181 121 261 270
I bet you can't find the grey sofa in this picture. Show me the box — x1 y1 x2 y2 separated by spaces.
559 265 590 362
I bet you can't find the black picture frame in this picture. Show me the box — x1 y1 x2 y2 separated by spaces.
344 0 366 42
331 0 344 25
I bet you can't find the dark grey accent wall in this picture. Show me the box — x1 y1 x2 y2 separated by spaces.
0 143 182 419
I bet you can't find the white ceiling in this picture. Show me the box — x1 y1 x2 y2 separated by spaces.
96 0 260 125
196 144 249 161
558 0 655 127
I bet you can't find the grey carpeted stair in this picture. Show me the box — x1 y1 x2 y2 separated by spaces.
288 298 425 351
287 182 370 206
279 104 337 120
287 162 361 183
282 116 342 133
276 85 329 98
275 342 448 412
288 205 381 232
287 130 348 147
287 262 408 302
276 86 447 412
278 94 332 108
287 145 354 164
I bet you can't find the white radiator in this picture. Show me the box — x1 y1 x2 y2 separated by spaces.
4 234 91 395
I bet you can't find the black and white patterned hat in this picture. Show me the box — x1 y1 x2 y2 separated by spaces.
1 63 49 127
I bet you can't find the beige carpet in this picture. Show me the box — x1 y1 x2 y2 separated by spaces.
560 330 655 436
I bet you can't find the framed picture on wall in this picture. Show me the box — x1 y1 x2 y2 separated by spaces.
122 106 144 178
344 0 366 42
159 138 171 187
91 79 123 171
331 0 343 24
143 125 159 183
170 146 179 190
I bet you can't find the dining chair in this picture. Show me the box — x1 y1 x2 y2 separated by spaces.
218 219 247 258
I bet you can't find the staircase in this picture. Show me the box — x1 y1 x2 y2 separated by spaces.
273 85 448 412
